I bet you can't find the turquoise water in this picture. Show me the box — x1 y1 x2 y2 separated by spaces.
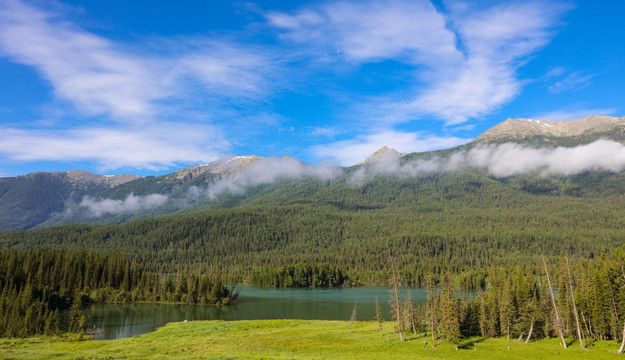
83 286 428 340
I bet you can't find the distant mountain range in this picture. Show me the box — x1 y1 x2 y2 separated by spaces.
1 115 624 231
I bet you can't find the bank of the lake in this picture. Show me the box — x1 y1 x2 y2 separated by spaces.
1 319 620 360
83 286 431 339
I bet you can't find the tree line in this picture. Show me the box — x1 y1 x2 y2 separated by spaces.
383 246 625 353
247 263 351 287
0 248 237 337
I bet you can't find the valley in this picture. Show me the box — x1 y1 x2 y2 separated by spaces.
2 116 625 355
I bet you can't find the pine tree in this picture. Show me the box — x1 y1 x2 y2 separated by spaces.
425 274 437 341
439 274 461 349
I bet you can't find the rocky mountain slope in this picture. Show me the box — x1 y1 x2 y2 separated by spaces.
0 171 138 230
358 146 404 165
473 115 625 145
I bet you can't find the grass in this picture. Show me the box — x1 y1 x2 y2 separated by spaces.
0 320 622 359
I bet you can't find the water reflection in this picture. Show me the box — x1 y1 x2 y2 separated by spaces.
83 286 430 340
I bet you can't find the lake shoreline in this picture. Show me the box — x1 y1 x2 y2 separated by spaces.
80 285 436 340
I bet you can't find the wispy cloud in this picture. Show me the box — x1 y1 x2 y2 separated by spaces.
0 123 229 171
532 108 617 121
0 0 278 171
0 0 581 175
547 71 594 93
267 0 459 65
0 0 273 121
269 0 569 125
311 129 470 166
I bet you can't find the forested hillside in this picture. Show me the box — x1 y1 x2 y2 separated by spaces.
4 171 625 288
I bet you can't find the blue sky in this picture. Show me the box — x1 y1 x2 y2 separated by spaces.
0 0 623 176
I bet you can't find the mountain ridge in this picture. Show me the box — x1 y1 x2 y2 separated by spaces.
473 115 625 143
2 114 625 231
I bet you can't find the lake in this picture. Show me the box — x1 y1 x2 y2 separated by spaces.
83 286 429 340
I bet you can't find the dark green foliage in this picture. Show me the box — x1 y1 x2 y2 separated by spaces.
438 274 461 344
247 263 350 287
4 170 625 288
417 245 625 347
0 248 237 337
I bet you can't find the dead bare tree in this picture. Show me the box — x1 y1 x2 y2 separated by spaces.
543 256 567 349
618 320 625 354
565 256 585 349
375 295 383 337
426 275 436 341
389 254 404 342
349 301 357 333
525 285 538 343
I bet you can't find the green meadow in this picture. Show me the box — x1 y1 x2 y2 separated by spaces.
1 320 621 359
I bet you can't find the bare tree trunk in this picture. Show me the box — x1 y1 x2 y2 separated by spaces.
619 266 625 354
349 301 357 333
430 288 435 341
543 256 567 349
407 288 417 335
565 256 584 349
389 256 404 342
618 320 625 354
525 285 537 344
525 322 534 343
426 276 436 341
375 295 383 337
616 322 625 354
580 310 592 346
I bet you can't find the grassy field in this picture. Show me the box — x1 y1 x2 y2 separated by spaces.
1 320 622 359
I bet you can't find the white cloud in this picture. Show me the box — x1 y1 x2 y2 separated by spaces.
310 126 343 138
311 130 470 166
532 108 617 122
349 140 625 183
268 0 459 66
410 1 567 124
0 123 230 171
548 71 594 93
80 193 168 217
188 156 343 200
0 0 273 121
269 0 567 125
0 0 277 171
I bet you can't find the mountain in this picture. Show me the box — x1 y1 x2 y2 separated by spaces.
91 155 262 200
473 115 625 145
1 114 625 231
358 146 403 165
0 170 138 230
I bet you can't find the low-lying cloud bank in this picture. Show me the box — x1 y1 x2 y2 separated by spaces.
77 140 625 217
78 157 343 217
80 193 168 217
187 157 343 201
350 139 625 183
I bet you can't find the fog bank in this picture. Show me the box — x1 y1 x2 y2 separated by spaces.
189 156 343 200
350 140 625 183
80 193 168 217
